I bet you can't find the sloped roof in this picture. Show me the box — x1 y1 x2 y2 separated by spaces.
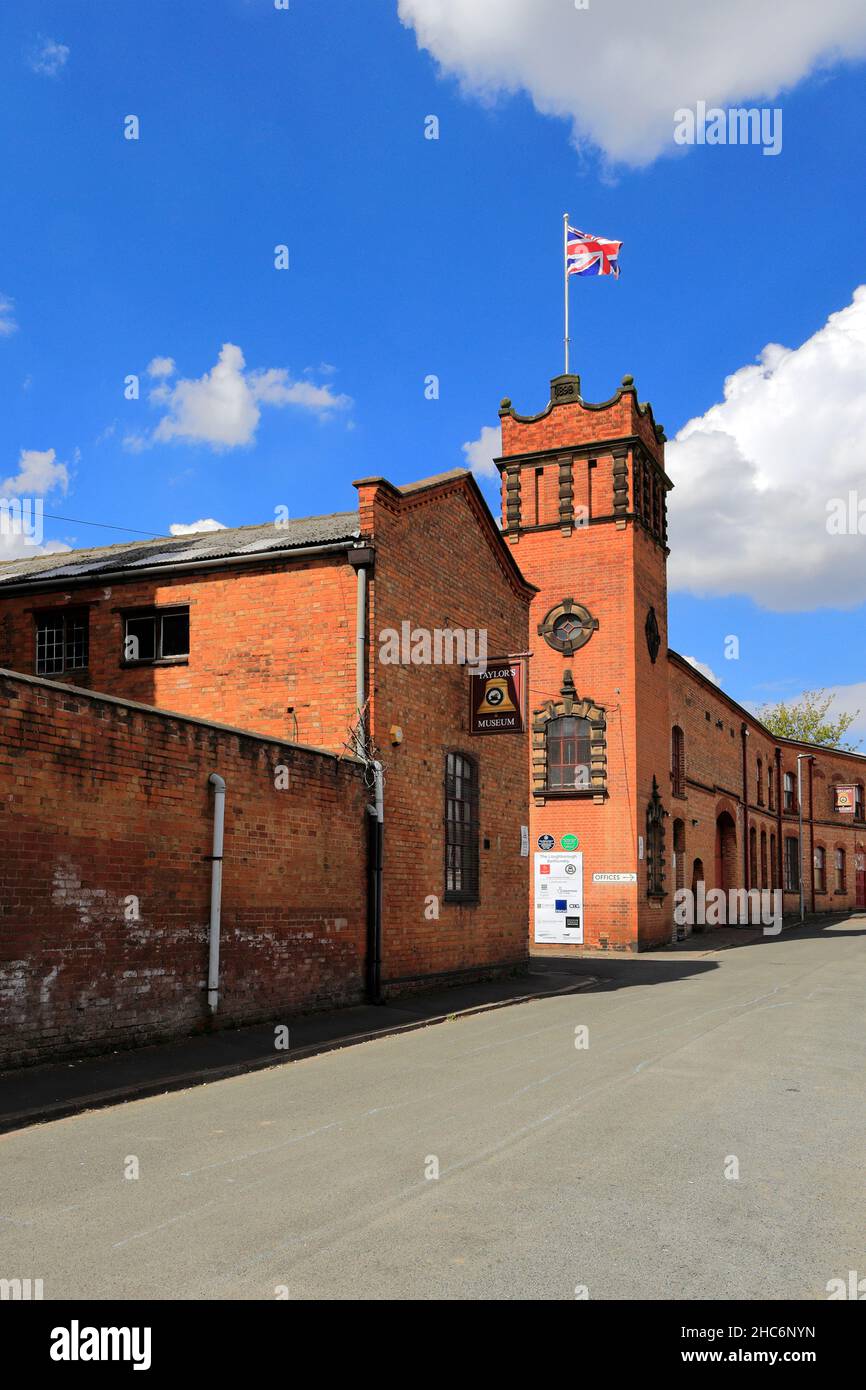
0 512 361 589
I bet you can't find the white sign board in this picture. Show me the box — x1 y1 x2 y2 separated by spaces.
592 872 637 883
534 851 584 945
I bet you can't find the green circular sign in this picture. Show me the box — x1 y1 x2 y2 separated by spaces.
561 834 579 851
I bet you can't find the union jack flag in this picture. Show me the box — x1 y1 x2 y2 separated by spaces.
566 225 622 278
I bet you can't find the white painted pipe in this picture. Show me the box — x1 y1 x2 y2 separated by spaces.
207 773 226 1013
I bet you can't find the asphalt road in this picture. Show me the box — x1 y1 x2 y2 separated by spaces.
2 918 864 1300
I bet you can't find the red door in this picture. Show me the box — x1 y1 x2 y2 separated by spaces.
856 867 866 911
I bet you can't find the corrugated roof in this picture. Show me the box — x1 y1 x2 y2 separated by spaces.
0 511 361 588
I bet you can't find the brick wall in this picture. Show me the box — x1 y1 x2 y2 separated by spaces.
669 653 866 923
356 473 533 988
0 554 358 753
0 671 368 1067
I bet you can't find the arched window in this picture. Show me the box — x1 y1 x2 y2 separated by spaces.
760 829 768 889
546 716 592 790
671 726 685 798
835 848 846 892
768 765 775 810
757 757 764 805
783 771 795 812
532 671 607 799
750 826 758 885
814 845 826 893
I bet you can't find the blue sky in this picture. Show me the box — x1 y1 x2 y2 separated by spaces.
2 0 865 735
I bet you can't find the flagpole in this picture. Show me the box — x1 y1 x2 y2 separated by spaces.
563 212 569 374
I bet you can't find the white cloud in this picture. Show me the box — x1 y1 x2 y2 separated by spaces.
666 285 866 612
1 447 69 498
824 682 866 744
0 295 18 337
28 37 69 77
169 518 227 535
462 423 501 479
682 655 720 686
0 448 71 562
398 0 866 166
139 343 350 452
147 356 176 379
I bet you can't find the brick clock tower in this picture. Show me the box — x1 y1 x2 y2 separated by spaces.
497 373 673 951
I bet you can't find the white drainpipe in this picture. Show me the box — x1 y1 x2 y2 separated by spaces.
207 773 226 1014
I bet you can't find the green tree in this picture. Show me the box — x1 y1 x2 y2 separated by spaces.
755 689 861 752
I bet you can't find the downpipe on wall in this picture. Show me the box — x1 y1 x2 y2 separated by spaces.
207 772 226 1014
366 761 384 1004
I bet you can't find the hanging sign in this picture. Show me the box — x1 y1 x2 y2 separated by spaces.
469 658 525 735
835 785 856 814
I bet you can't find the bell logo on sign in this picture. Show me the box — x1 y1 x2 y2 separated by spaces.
477 678 516 715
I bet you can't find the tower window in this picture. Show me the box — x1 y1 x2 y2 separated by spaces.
547 716 592 791
531 673 606 799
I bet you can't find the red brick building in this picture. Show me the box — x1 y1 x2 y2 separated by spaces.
498 372 866 950
0 470 535 1062
1 368 864 1066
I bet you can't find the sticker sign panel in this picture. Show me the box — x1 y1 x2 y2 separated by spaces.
835 785 856 814
534 852 584 945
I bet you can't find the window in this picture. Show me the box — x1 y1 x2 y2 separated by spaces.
750 826 758 885
784 836 799 892
760 830 768 890
547 715 592 791
770 833 777 890
123 608 189 665
671 725 685 798
814 845 826 893
532 676 606 798
35 608 89 676
768 765 775 810
444 752 479 902
757 757 764 805
783 772 795 812
856 784 864 821
835 848 846 893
